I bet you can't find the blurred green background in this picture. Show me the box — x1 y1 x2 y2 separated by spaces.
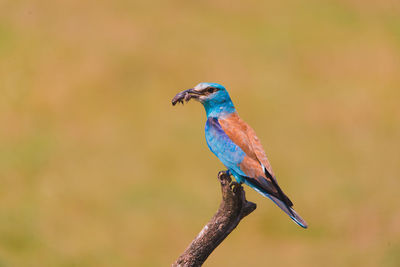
1 0 400 266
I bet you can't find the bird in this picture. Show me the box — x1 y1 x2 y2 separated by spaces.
172 82 308 228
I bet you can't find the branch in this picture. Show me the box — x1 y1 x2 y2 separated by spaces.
172 171 257 267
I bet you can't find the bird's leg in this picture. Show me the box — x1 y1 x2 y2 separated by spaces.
227 171 242 189
218 170 242 190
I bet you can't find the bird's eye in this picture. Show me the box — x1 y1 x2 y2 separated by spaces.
207 88 215 93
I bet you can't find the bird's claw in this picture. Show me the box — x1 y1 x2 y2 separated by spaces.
229 181 242 192
217 170 240 190
218 170 231 177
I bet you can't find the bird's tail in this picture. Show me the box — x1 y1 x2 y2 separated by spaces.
267 194 308 228
243 179 308 228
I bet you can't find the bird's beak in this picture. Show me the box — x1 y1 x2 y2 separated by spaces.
171 88 203 106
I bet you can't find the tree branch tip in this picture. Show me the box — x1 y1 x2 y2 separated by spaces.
173 170 257 266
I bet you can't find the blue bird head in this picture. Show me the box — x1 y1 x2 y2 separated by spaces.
172 82 236 117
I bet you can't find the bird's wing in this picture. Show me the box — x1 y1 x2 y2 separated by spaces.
218 113 275 177
205 117 275 197
218 113 293 207
205 117 248 177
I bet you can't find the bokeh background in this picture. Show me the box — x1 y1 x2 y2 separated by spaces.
1 0 400 266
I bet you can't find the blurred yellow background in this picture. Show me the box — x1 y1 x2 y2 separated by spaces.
1 0 400 266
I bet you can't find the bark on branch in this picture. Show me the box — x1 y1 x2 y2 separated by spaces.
172 171 257 267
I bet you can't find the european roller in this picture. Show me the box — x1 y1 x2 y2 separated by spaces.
172 82 308 228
